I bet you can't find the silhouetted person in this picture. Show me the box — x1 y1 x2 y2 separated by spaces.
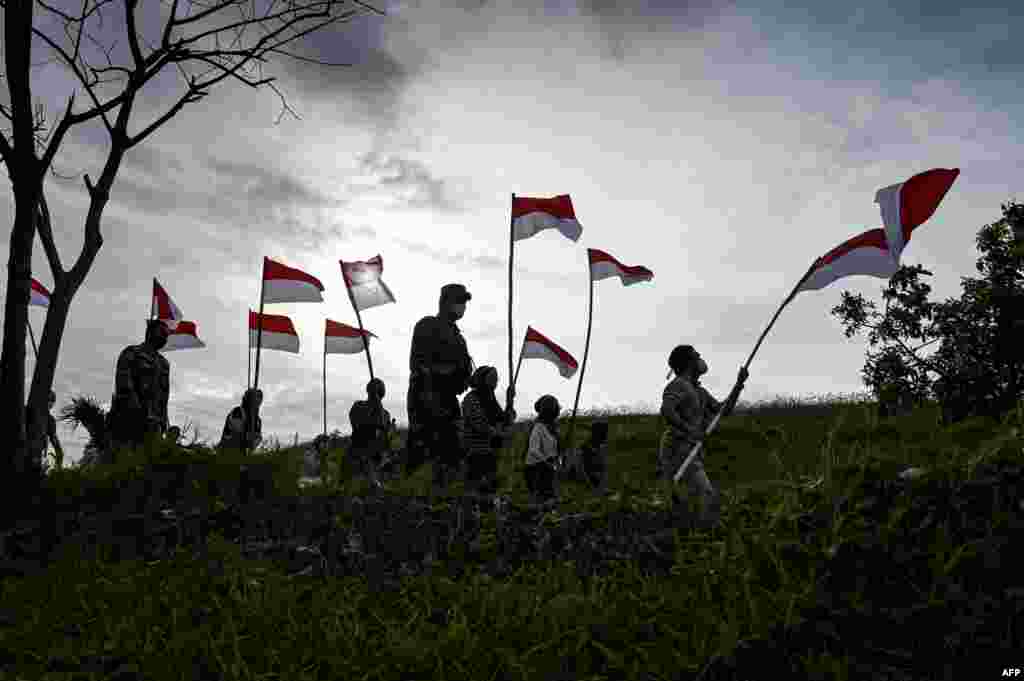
407 283 475 495
219 388 263 452
524 395 561 504
108 319 171 455
349 378 393 489
461 366 515 496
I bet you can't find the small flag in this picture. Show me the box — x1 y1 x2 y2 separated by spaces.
797 228 899 293
152 278 184 330
512 195 583 242
249 310 300 354
262 257 325 304
875 168 960 261
340 255 396 311
325 319 377 355
588 248 654 285
29 278 50 308
161 321 206 351
521 326 579 378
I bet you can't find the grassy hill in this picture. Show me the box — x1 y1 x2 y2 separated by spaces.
2 393 1021 680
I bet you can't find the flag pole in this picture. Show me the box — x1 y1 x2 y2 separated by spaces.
507 193 515 413
342 262 375 382
26 318 38 359
511 329 526 393
253 257 267 391
323 336 328 440
673 260 819 483
566 256 594 453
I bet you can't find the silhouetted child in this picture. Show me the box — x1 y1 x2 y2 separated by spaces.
524 395 561 504
580 419 610 494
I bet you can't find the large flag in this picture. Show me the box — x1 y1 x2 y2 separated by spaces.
324 319 376 355
875 168 960 262
152 278 184 330
340 255 396 311
512 195 583 242
521 326 579 378
588 248 654 285
29 278 50 308
797 228 900 293
263 257 325 304
161 321 206 351
249 310 300 353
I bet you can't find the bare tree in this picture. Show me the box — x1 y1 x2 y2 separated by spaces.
0 0 383 503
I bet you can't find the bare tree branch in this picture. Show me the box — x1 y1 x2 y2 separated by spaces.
124 0 146 68
35 190 65 277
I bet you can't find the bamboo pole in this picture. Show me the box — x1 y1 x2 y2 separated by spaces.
323 340 328 439
507 193 516 413
566 256 594 453
673 260 819 483
342 262 375 382
253 257 267 390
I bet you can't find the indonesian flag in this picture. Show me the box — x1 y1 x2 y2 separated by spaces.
512 195 583 242
588 248 654 286
151 278 183 330
249 310 300 353
520 326 579 378
340 255 396 311
161 321 206 351
325 318 376 355
29 278 51 308
262 257 325 304
875 168 960 262
798 228 899 293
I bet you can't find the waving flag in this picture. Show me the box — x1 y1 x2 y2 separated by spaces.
325 319 376 355
340 255 396 311
262 257 325 304
875 168 960 261
512 195 583 242
152 278 184 330
29 278 50 308
521 326 578 378
797 228 900 293
249 310 299 353
588 248 654 285
161 321 205 351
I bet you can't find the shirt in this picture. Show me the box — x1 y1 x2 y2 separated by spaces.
349 400 392 450
661 376 721 444
409 314 473 395
114 342 170 431
526 421 559 466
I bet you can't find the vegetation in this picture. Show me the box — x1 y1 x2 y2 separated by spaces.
1 394 1021 680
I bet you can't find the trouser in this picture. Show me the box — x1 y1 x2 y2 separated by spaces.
524 460 557 500
465 449 498 494
406 386 464 489
659 437 718 515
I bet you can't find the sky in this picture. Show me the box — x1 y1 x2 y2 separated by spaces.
2 0 1022 465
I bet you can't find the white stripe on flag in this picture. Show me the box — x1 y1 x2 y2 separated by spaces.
325 334 371 355
263 278 324 304
249 328 300 353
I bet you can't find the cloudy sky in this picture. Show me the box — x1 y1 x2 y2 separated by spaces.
3 0 1022 465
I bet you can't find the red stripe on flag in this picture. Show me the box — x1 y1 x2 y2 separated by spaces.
816 228 890 267
511 195 576 220
263 257 325 290
249 309 298 336
31 278 50 298
172 321 198 336
325 318 376 339
899 168 960 242
525 326 578 369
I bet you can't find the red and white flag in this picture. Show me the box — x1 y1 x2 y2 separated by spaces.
875 168 960 261
249 310 300 354
152 278 184 330
324 319 376 355
29 278 51 308
588 248 654 286
512 195 583 242
340 255 396 311
262 257 325 304
161 321 206 351
797 228 900 293
520 326 579 378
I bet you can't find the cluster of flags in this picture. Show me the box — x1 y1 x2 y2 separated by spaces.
22 167 959 459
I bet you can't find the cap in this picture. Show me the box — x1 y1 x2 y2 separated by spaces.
440 283 472 304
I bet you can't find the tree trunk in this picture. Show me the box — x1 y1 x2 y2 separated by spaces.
25 282 74 466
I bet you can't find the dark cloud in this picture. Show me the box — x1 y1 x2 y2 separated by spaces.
354 151 462 212
577 0 736 60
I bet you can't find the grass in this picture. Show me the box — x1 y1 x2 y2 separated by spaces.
1 394 1022 680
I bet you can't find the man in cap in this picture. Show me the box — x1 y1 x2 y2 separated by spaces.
407 283 476 495
659 344 748 527
108 319 171 456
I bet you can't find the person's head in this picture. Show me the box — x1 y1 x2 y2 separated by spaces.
439 283 471 321
145 319 170 350
366 378 386 401
590 419 609 444
534 394 560 422
48 390 56 409
470 366 499 392
668 344 706 379
242 388 263 412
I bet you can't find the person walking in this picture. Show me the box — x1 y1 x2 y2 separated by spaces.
461 366 515 497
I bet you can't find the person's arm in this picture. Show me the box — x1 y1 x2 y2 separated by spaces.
660 383 696 433
114 349 141 410
526 425 543 464
159 360 170 431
